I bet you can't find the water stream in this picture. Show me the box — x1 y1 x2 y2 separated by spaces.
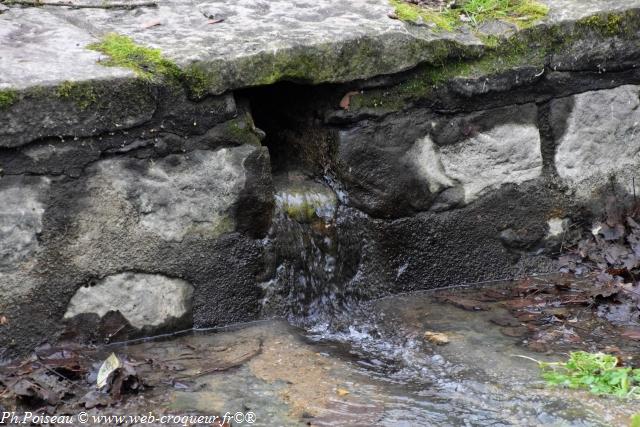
107 290 636 426
97 182 639 426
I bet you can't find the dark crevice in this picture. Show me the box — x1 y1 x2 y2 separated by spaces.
536 100 559 177
237 82 341 178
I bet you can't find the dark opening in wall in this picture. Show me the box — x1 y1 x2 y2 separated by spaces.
237 82 339 177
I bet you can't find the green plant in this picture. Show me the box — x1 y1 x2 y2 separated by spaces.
535 352 640 398
631 413 640 427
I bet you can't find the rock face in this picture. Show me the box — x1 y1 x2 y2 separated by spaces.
64 273 194 329
2 0 640 354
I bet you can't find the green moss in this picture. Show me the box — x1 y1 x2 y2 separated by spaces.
88 34 219 99
56 81 98 110
351 8 640 113
390 0 457 31
390 0 548 31
350 30 544 110
226 117 261 146
88 33 181 82
577 13 624 36
0 89 18 110
182 64 212 99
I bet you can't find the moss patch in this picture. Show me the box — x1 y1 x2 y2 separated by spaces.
0 89 18 110
350 9 639 112
89 33 218 100
390 0 457 31
88 33 181 82
390 0 548 31
576 13 624 37
226 117 261 146
56 81 98 110
350 33 540 110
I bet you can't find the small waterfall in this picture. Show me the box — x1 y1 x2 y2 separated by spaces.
261 174 351 326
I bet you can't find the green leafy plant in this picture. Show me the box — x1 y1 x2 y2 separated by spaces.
631 413 640 427
536 352 640 398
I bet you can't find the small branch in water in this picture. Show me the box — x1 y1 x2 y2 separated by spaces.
511 354 543 364
0 0 157 9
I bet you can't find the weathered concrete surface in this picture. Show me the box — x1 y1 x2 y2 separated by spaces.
2 0 640 97
64 272 194 329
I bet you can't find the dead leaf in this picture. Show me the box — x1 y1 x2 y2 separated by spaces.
141 19 161 29
0 315 7 326
339 91 360 110
439 295 488 311
489 314 521 327
97 353 121 389
500 326 528 338
620 328 640 341
208 18 224 24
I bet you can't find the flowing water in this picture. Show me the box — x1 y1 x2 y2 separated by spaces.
138 178 631 427
108 290 637 426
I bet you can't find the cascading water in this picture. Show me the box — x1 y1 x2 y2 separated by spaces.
261 174 347 325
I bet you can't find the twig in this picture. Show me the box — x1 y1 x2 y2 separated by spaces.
0 0 157 9
511 354 543 364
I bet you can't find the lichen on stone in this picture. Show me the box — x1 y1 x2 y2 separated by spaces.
0 89 17 110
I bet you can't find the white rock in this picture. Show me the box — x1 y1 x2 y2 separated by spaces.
64 272 194 329
555 85 640 197
0 176 50 270
410 121 542 205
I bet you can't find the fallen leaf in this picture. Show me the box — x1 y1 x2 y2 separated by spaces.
0 315 7 326
141 19 162 29
500 326 528 338
339 91 360 110
489 314 521 327
439 295 488 311
97 353 121 389
336 388 350 396
620 328 640 341
208 18 225 24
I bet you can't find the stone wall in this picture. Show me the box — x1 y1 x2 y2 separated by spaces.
2 1 640 355
0 87 274 355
